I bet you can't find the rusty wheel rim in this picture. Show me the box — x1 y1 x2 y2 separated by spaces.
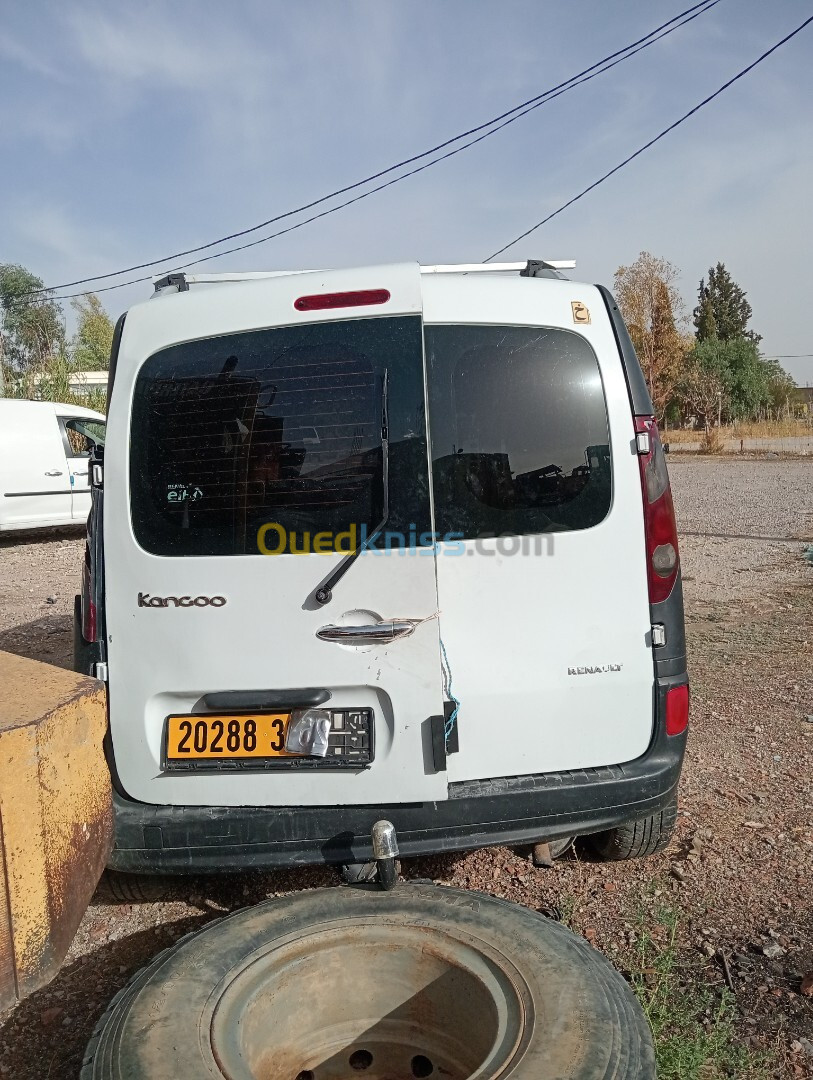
208 919 534 1080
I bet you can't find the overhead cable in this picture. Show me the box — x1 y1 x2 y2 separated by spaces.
484 13 813 260
28 0 722 301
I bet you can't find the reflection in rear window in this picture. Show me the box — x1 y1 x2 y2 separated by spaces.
130 316 429 556
424 325 611 537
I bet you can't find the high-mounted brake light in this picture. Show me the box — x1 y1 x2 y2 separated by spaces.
294 289 391 312
635 416 679 605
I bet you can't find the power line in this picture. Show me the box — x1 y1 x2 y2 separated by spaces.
29 0 721 300
485 13 813 261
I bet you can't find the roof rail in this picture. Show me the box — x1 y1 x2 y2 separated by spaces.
151 260 576 295
152 269 317 294
420 260 575 274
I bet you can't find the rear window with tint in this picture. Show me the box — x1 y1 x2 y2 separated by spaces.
424 325 611 537
130 316 429 556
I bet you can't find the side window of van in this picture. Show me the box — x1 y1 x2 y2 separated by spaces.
64 418 106 457
424 325 612 537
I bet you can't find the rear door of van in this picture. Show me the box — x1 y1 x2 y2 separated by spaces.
422 274 654 781
103 265 448 808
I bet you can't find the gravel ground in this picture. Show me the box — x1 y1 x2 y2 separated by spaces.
0 458 811 1078
669 455 813 608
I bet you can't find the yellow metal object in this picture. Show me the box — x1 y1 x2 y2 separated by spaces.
0 651 112 1012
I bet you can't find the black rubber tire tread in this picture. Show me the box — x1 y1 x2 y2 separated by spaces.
588 794 678 861
97 870 175 903
82 884 655 1080
80 924 213 1079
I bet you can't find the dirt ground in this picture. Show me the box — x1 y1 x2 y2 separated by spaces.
0 457 811 1078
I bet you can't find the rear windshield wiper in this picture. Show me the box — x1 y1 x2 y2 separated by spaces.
311 370 389 606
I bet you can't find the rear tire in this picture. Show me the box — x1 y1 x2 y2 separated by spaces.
588 795 678 861
82 884 655 1079
97 870 174 903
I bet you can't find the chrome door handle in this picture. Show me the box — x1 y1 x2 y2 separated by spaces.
45 470 63 476
316 620 418 644
73 470 89 476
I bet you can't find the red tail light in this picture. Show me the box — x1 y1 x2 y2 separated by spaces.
635 416 679 604
294 289 390 312
81 543 97 641
665 684 689 736
83 600 97 642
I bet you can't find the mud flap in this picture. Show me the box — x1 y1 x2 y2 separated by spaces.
0 651 112 1011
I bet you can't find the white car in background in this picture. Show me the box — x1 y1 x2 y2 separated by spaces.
0 398 106 531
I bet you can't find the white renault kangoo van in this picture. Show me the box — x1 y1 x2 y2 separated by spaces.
74 261 688 878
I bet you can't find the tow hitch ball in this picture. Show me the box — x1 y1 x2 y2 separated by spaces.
371 819 399 891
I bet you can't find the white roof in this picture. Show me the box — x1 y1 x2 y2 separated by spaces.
0 398 105 421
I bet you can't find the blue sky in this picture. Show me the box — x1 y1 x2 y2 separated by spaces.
1 1 812 384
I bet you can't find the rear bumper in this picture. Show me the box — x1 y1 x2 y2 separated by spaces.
110 683 688 873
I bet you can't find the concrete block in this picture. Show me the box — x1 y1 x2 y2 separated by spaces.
0 651 112 1011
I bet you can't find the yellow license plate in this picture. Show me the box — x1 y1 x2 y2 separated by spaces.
165 713 298 760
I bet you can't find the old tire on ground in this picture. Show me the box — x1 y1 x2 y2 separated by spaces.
587 794 678 861
83 884 655 1080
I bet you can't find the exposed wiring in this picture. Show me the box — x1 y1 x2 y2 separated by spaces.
485 12 813 261
439 638 461 740
25 0 722 302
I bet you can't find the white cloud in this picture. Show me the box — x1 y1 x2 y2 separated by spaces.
62 6 223 88
0 31 68 82
10 202 124 278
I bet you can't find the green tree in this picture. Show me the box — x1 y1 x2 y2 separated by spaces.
693 263 760 344
0 264 65 374
693 292 717 341
614 252 689 419
689 338 774 422
71 294 114 370
763 357 796 418
675 348 726 432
